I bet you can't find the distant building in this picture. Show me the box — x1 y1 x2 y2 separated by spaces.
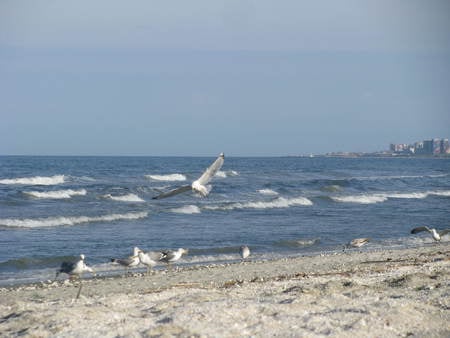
433 139 441 155
422 140 434 155
390 138 449 156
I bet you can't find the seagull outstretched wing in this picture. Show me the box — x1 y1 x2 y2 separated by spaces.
152 153 225 200
152 185 191 200
196 153 225 186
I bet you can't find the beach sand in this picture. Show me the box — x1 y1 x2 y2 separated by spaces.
1 243 449 337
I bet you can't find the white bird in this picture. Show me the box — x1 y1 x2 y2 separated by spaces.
411 226 450 242
56 254 94 280
343 238 370 251
152 153 225 199
159 248 188 269
240 245 250 260
111 247 140 274
137 248 163 275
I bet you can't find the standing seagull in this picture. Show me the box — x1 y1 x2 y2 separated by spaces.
152 153 225 199
137 248 163 275
159 248 188 270
240 245 250 261
411 226 450 242
55 254 94 280
111 247 140 275
343 238 370 252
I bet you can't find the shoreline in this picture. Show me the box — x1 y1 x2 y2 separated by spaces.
1 243 449 337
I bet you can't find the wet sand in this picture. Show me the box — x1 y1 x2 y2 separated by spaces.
1 243 449 337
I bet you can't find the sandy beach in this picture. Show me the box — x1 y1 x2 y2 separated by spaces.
1 243 449 337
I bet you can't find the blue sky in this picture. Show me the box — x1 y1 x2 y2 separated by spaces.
1 1 449 156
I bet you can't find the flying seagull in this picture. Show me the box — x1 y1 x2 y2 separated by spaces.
411 226 450 242
159 248 188 269
111 247 140 274
240 245 250 260
152 153 224 199
55 254 94 280
137 248 163 275
343 238 370 252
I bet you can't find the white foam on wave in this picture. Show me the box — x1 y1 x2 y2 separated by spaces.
258 189 279 196
215 170 239 178
0 175 65 186
104 193 145 202
331 195 388 204
145 174 186 182
24 189 87 199
205 196 313 211
170 205 201 214
331 190 450 204
0 211 148 228
430 190 450 197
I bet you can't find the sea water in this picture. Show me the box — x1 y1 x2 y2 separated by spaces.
0 156 449 285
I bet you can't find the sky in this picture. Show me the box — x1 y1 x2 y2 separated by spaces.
1 1 449 156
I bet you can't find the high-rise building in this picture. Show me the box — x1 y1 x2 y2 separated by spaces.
433 138 441 155
423 140 434 155
441 139 450 154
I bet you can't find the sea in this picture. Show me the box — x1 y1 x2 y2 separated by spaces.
0 155 449 286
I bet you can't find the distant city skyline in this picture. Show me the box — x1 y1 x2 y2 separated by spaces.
1 1 449 156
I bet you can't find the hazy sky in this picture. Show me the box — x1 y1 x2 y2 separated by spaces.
1 1 449 156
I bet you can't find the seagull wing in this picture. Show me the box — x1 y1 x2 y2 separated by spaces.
196 153 225 186
146 251 164 261
152 185 192 200
438 229 450 236
411 226 431 234
59 261 76 273
159 250 176 262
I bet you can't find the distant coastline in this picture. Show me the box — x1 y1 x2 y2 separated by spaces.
321 152 450 158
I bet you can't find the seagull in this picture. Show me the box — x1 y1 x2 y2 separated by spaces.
152 153 225 199
137 248 163 275
111 247 140 274
343 238 370 252
159 248 188 269
240 245 250 260
410 226 450 242
55 254 94 280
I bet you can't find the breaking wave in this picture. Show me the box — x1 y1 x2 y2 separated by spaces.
145 174 186 181
215 170 239 178
170 205 201 214
331 190 450 204
24 189 87 199
0 212 148 228
205 196 313 211
104 193 145 203
0 175 65 186
258 189 279 196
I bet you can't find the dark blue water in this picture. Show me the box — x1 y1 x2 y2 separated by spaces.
1 156 449 285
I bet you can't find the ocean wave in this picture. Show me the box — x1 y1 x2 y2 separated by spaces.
0 211 148 228
258 189 279 196
145 174 187 181
274 238 320 247
349 173 449 182
24 189 87 199
331 190 450 204
0 255 78 271
215 170 239 178
0 175 65 186
104 193 145 202
205 196 313 211
170 205 201 214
